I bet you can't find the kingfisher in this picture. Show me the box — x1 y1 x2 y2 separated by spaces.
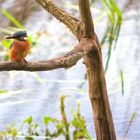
6 31 30 64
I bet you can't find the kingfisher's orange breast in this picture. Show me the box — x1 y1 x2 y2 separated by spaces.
9 40 30 62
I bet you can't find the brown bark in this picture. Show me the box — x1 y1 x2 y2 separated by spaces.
83 38 116 140
0 45 83 71
78 0 94 38
78 0 116 139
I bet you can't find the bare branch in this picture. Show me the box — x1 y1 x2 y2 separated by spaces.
35 0 80 37
78 0 94 38
0 46 83 71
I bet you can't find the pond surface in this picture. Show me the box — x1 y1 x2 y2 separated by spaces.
0 0 140 140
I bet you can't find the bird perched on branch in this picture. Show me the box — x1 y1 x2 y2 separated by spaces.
6 31 30 64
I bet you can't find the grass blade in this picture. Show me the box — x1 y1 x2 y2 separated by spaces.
0 9 24 28
105 25 114 72
120 69 124 95
123 112 137 140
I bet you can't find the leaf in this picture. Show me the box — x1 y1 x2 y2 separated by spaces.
2 40 12 49
72 118 80 128
4 54 9 61
71 102 92 140
0 90 8 94
23 116 33 124
43 116 58 125
11 128 17 136
73 130 85 139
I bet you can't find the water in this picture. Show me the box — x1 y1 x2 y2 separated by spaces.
0 0 140 140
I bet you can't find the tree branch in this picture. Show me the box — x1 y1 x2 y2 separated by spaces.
78 0 94 38
0 46 84 71
35 0 80 37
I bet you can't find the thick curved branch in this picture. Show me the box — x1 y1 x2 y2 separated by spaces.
78 0 94 38
0 46 84 71
35 0 80 37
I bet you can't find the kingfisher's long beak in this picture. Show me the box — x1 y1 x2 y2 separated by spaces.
6 36 16 39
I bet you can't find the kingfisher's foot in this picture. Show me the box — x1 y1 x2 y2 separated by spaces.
16 59 28 66
23 59 28 65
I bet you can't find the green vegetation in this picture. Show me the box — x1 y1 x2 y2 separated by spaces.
101 0 123 72
0 90 8 94
0 96 91 140
0 9 24 28
123 112 137 140
120 69 124 95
